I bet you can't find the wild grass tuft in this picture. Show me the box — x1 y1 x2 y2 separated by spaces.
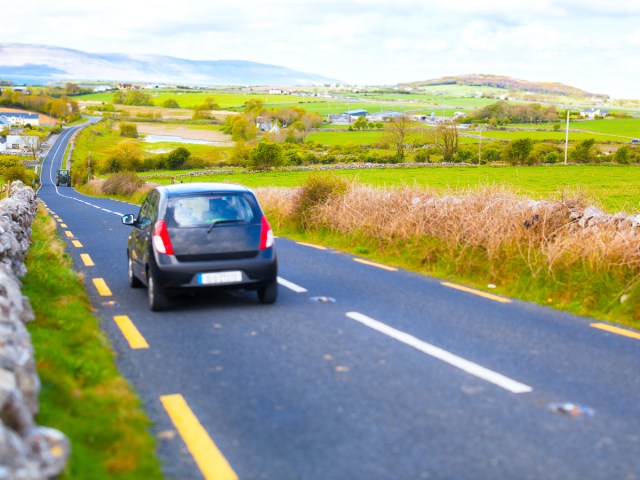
256 175 640 327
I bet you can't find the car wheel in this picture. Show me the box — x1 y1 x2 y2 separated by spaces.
128 255 143 288
257 280 278 304
147 269 169 311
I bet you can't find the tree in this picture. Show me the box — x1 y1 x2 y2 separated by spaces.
223 115 258 142
113 90 154 106
166 147 191 170
192 105 212 120
0 156 34 185
203 97 220 110
436 120 459 161
382 115 419 160
614 145 630 164
229 141 251 165
65 83 81 96
247 141 283 171
503 138 534 165
19 135 42 160
569 138 598 163
244 99 265 117
105 140 142 172
353 116 368 131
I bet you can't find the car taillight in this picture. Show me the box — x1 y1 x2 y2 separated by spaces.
259 216 274 250
152 220 174 255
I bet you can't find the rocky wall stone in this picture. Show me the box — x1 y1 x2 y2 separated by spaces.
0 182 69 479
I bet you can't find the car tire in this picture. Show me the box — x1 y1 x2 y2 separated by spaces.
257 280 278 304
148 269 169 311
128 255 143 288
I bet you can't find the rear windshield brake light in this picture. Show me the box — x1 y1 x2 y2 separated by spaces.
260 216 274 250
152 220 174 255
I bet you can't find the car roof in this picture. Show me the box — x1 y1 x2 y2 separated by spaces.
158 182 252 197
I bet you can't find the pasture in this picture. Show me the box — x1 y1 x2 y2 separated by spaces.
143 164 640 214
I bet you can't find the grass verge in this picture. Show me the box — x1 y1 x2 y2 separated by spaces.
22 204 164 480
258 174 640 329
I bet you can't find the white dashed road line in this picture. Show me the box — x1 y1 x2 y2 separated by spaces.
346 311 533 394
277 277 308 293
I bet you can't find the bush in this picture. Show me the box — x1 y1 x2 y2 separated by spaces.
163 99 180 108
292 173 349 229
246 141 283 171
166 147 191 170
101 172 146 197
413 149 431 163
104 140 143 172
119 122 138 138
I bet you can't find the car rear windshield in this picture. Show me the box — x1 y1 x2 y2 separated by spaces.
166 193 256 227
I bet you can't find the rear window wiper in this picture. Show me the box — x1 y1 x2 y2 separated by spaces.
207 219 244 233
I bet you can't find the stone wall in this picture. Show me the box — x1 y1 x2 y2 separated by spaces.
0 181 69 479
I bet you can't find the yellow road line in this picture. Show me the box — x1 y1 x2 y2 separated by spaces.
92 278 112 296
441 281 512 304
64 230 74 238
60 223 67 228
297 241 327 250
353 258 398 272
113 315 149 349
160 394 238 480
72 240 83 248
591 323 640 341
80 254 94 266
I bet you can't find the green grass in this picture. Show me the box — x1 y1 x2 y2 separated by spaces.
471 130 628 143
145 164 640 214
22 207 163 480
307 130 386 145
77 90 330 109
570 118 640 136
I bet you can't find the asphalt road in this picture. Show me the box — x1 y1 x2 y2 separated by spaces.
36 125 640 480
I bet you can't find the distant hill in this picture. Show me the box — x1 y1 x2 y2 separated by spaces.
402 74 608 99
0 43 342 87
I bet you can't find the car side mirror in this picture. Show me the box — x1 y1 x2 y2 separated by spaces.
121 214 136 226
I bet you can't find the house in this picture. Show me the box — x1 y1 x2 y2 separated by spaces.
0 112 40 126
344 109 368 117
0 137 6 152
367 110 403 122
5 135 38 151
580 108 609 119
327 113 351 124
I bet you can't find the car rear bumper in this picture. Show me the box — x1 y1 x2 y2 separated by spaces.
152 249 277 290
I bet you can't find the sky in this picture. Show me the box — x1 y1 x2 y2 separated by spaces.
4 0 640 98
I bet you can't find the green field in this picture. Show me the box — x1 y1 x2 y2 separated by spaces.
307 130 386 145
143 164 640 214
78 90 330 109
505 118 640 137
471 130 627 143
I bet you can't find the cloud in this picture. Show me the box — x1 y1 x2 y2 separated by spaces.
2 0 639 98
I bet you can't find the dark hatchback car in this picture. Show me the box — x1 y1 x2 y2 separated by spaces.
122 183 278 311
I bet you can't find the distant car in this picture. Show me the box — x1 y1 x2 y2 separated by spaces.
56 169 71 186
631 138 640 144
122 183 278 311
41 142 48 147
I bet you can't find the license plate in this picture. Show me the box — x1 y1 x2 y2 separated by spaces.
198 271 243 285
